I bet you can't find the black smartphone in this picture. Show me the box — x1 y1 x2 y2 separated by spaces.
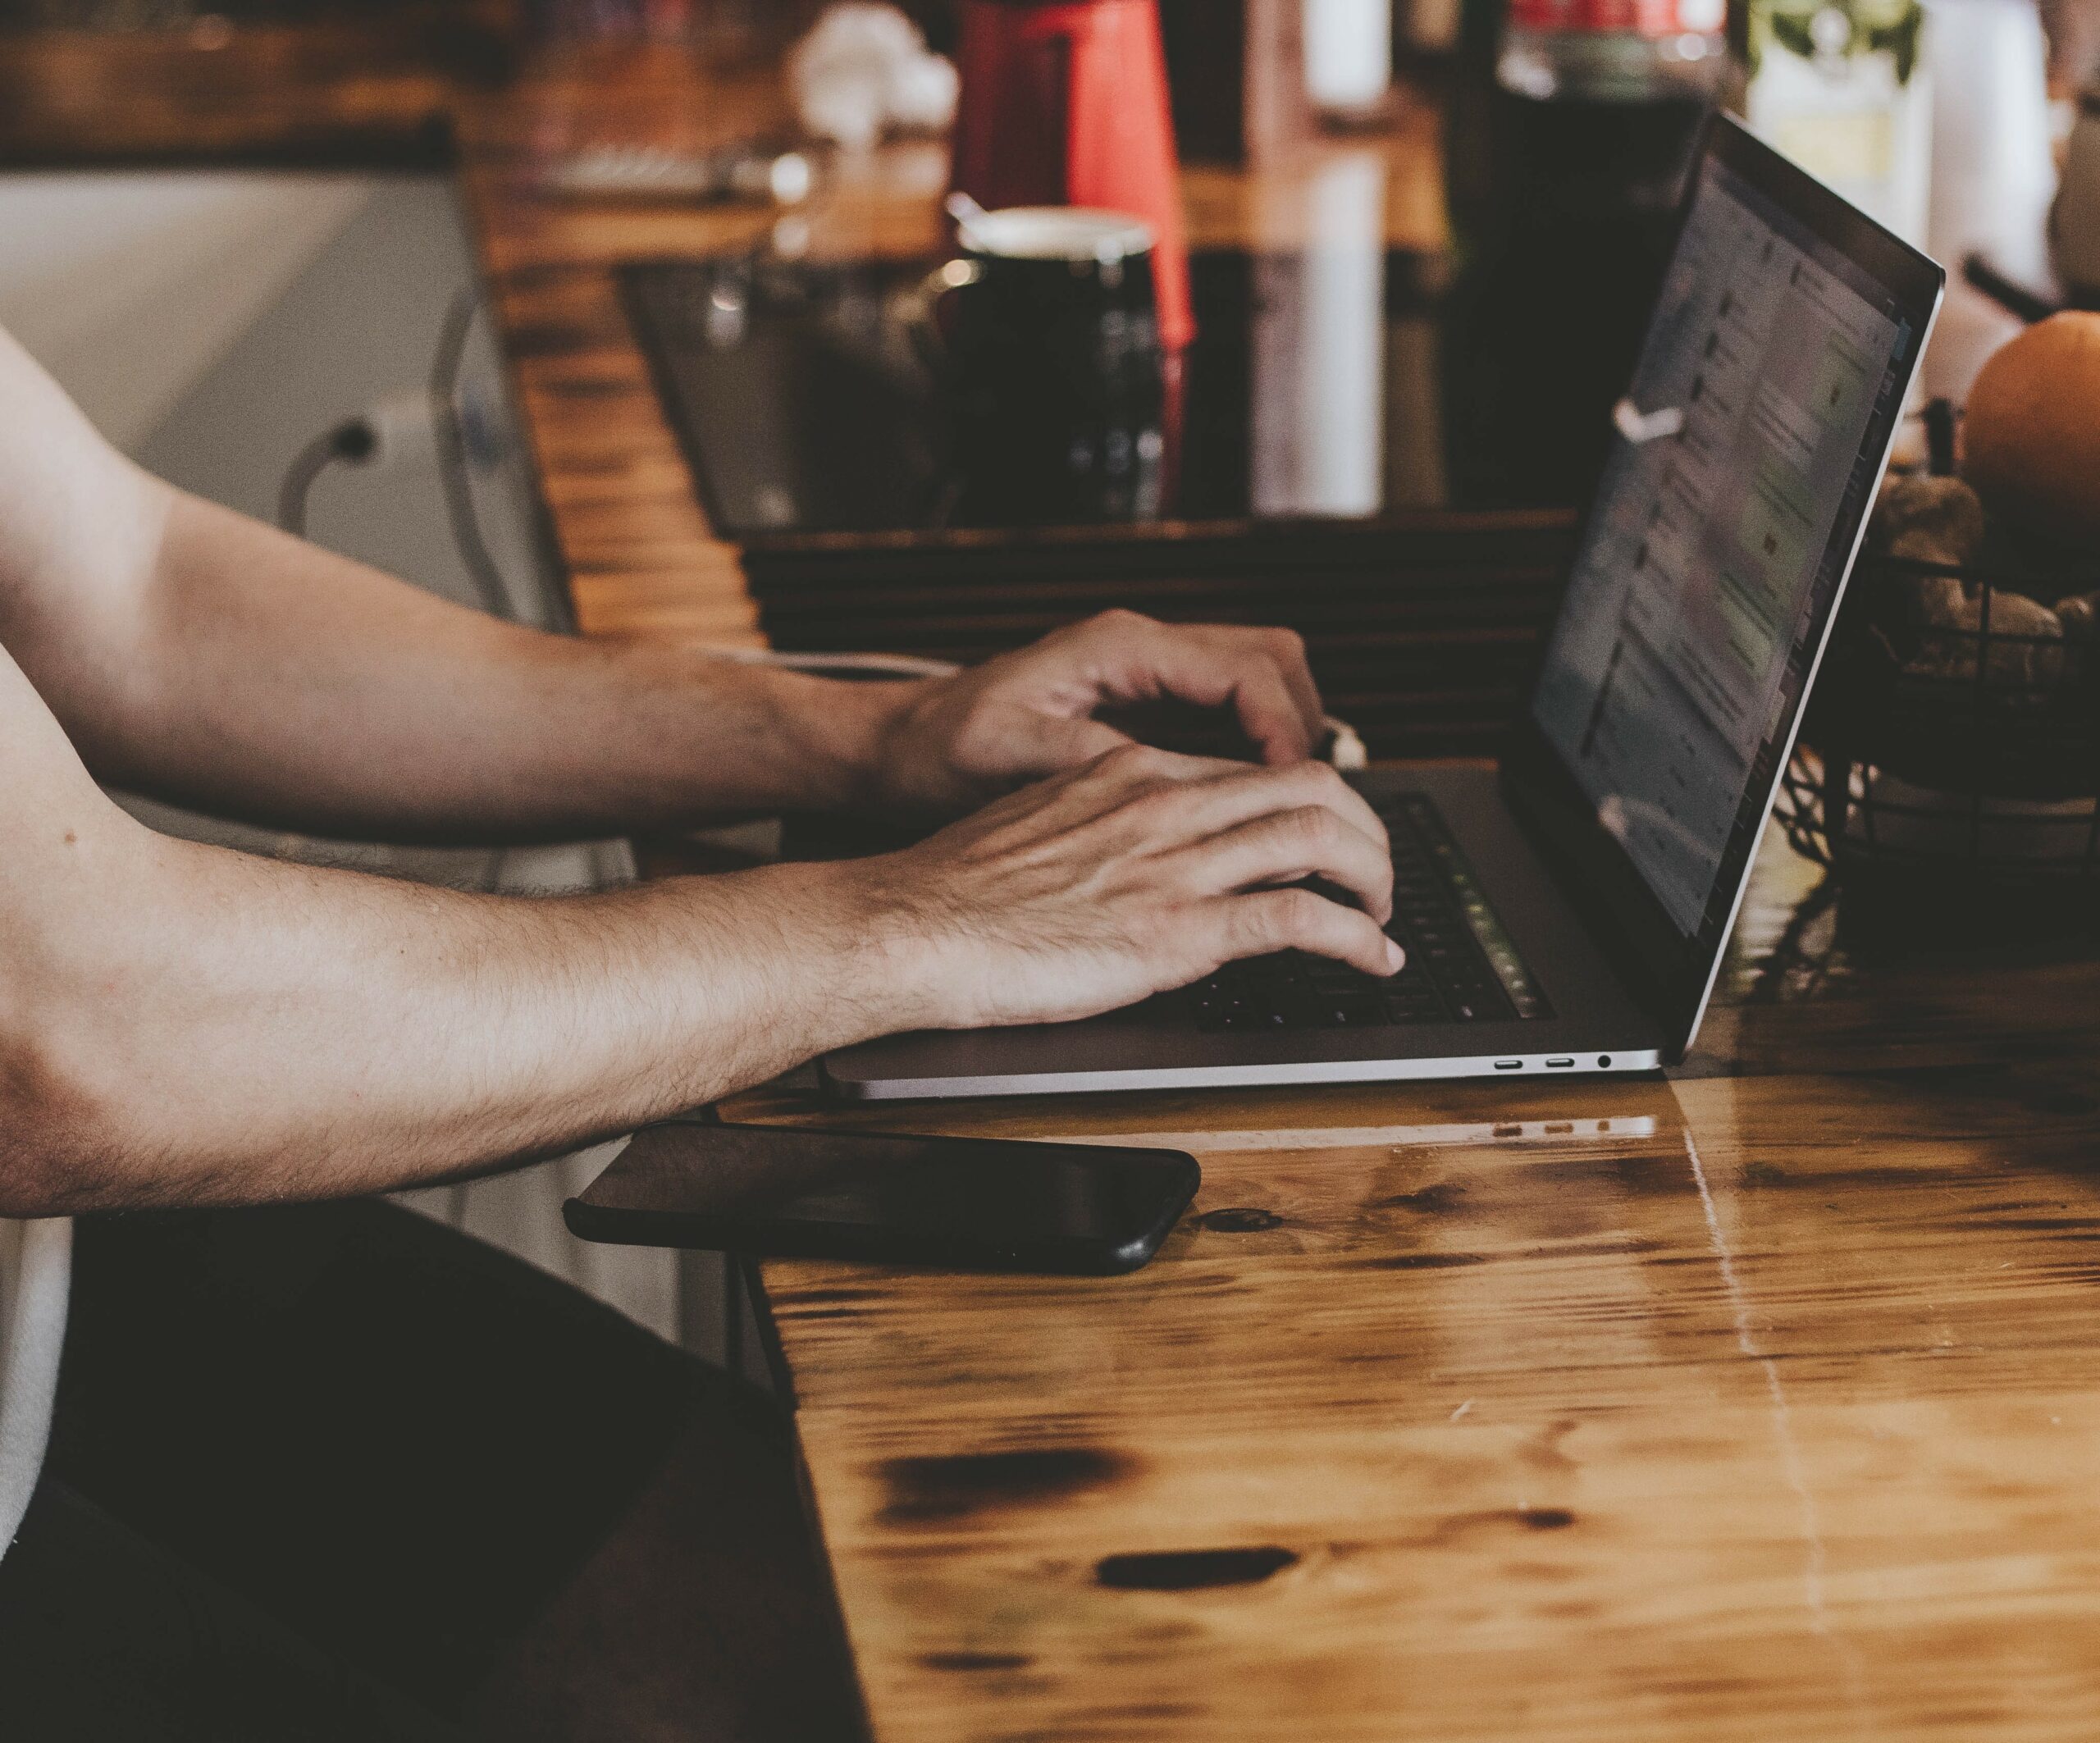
563 1120 1201 1276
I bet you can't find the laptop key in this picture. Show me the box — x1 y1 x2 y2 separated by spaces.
1441 983 1511 1020
1381 994 1444 1024
1170 792 1547 1033
1307 962 1376 992
1259 983 1323 1027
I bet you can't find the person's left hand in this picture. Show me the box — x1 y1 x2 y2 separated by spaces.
869 609 1327 814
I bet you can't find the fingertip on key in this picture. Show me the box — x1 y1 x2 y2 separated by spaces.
1385 938 1406 974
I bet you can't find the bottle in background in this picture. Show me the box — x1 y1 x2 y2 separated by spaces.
1498 0 1731 100
1305 0 1397 115
1743 0 1930 245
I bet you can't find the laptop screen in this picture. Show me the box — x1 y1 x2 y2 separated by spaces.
1522 120 1938 1035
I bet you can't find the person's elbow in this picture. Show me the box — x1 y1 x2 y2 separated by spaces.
0 966 138 1219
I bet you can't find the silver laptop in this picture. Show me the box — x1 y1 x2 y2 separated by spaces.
823 117 1944 1102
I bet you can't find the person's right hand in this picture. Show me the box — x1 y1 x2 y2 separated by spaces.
834 743 1403 1032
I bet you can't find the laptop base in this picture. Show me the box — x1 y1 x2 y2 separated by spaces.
820 764 1667 1102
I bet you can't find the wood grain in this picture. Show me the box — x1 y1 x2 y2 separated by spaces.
714 828 2100 1741
731 929 2100 1738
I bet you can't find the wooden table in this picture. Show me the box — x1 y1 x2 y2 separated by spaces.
5 28 2093 1738
728 838 2100 1741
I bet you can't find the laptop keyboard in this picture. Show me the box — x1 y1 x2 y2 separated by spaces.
1180 792 1550 1031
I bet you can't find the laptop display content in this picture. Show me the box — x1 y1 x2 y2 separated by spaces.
1529 138 1926 964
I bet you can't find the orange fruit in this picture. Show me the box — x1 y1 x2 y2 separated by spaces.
1963 311 2100 548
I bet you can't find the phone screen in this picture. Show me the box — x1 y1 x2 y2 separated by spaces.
565 1120 1201 1275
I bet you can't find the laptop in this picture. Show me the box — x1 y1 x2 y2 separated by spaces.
821 116 1944 1102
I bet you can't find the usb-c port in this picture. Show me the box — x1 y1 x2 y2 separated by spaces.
1546 1057 1575 1069
1495 1060 1523 1070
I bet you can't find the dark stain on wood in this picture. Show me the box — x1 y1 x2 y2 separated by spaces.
1520 1234 1661 1260
1194 1206 1283 1233
1361 1251 1488 1271
880 1446 1131 1523
921 1650 1033 1672
1946 1216 2100 1234
1407 1500 1584 1548
1094 1546 1299 1590
1386 1180 1468 1212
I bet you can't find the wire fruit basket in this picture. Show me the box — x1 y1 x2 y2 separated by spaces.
1775 544 2100 907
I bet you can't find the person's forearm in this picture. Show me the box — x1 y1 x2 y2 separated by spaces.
2 810 918 1216
24 488 919 842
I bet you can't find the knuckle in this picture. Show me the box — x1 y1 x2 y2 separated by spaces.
1272 887 1329 938
1092 607 1152 634
1119 785 1184 834
1217 901 1262 957
1101 741 1167 778
1288 805 1338 849
1264 761 1323 803
1264 624 1307 657
1229 892 1290 951
1276 773 1326 810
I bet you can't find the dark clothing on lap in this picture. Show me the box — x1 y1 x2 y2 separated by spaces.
0 1200 861 1743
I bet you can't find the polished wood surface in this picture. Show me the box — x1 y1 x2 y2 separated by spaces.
728 836 2100 1741
7 29 2093 1737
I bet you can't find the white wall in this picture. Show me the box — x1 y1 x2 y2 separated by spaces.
0 171 369 450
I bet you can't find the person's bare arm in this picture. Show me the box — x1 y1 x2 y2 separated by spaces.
0 626 1399 1216
0 327 1330 843
0 628 873 1211
0 321 1406 1218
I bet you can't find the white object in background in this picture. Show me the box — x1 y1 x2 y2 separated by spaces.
1614 398 1686 444
1304 0 1394 112
1251 148 1388 519
1747 10 1933 248
788 3 960 153
0 1217 70 1562
356 387 446 471
0 173 368 451
1924 0 2055 289
548 143 815 205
